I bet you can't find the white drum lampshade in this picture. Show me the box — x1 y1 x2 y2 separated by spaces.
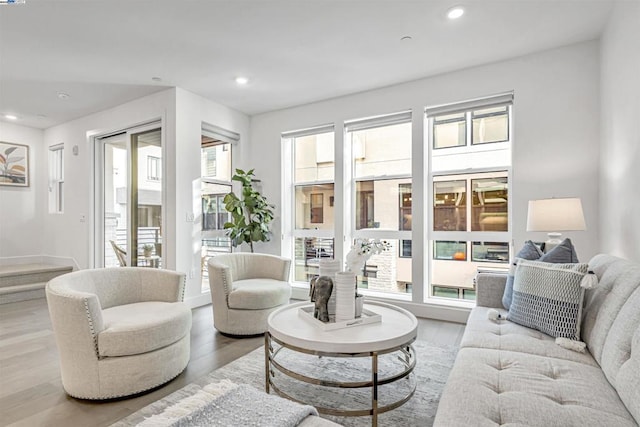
526 198 586 249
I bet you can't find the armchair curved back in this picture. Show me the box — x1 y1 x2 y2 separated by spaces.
210 253 291 282
47 269 186 360
48 267 186 309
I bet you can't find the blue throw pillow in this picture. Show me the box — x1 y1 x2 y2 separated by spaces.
539 238 579 263
502 240 543 309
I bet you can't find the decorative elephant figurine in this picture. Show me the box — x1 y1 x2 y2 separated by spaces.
309 275 333 323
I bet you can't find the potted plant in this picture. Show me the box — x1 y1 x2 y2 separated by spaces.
223 168 275 253
142 243 154 257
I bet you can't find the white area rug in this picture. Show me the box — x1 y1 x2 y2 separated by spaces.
112 340 457 427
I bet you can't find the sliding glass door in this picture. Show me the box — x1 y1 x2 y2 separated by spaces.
97 123 163 268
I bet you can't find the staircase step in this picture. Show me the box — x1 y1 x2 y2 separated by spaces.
0 263 73 288
0 282 47 304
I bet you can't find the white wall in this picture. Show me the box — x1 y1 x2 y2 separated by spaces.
0 122 44 257
41 88 250 302
251 41 601 266
43 90 176 270
600 0 640 262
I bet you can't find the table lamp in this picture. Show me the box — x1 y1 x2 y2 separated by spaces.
526 198 586 251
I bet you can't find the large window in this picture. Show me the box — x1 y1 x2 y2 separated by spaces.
200 128 235 291
280 93 512 308
347 112 412 295
286 127 335 282
428 93 512 301
48 144 64 213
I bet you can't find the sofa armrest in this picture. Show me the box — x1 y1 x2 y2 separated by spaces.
475 272 507 308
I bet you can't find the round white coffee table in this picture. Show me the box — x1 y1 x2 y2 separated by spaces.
265 300 418 427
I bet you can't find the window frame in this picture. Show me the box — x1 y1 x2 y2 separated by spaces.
345 113 413 296
284 126 336 284
426 93 513 302
48 144 64 214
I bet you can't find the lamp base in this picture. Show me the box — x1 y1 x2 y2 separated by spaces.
544 232 563 253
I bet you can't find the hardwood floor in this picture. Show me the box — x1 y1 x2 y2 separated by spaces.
0 298 465 427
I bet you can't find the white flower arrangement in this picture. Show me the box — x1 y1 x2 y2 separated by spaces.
345 238 391 273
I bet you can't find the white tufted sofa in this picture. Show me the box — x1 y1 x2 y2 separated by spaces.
207 253 291 335
435 254 640 426
46 268 192 400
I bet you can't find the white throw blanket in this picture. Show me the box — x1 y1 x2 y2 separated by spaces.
137 380 318 427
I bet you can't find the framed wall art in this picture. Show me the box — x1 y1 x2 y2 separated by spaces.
0 141 29 187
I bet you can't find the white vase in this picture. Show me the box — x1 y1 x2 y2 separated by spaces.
355 294 364 318
319 259 341 316
334 272 356 322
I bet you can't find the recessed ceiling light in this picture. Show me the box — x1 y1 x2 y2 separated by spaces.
447 6 464 20
151 76 162 82
57 92 70 100
4 114 18 120
235 76 249 85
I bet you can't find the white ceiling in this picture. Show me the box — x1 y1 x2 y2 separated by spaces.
0 0 615 129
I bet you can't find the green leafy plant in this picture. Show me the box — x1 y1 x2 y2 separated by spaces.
223 168 275 252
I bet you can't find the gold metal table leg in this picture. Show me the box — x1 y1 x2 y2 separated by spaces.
265 332 270 393
372 351 378 427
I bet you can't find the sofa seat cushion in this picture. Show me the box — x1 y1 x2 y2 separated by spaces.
434 347 637 427
228 279 291 310
461 308 598 366
99 301 192 357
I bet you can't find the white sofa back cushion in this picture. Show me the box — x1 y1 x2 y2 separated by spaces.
582 254 640 420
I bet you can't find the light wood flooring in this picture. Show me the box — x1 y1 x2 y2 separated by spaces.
0 298 465 427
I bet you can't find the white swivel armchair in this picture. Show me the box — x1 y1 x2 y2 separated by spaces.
46 268 191 399
207 253 291 335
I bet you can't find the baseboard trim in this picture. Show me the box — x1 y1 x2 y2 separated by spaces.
185 292 212 309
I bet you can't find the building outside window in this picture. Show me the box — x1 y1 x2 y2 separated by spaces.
346 112 412 295
310 193 324 223
399 183 412 260
147 155 161 181
202 194 227 230
48 144 64 213
428 93 513 301
284 127 336 282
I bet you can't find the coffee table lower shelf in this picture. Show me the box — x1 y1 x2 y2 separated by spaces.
264 333 417 426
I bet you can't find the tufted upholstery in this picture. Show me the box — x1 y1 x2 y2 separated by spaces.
46 268 191 399
207 253 291 335
435 254 640 426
